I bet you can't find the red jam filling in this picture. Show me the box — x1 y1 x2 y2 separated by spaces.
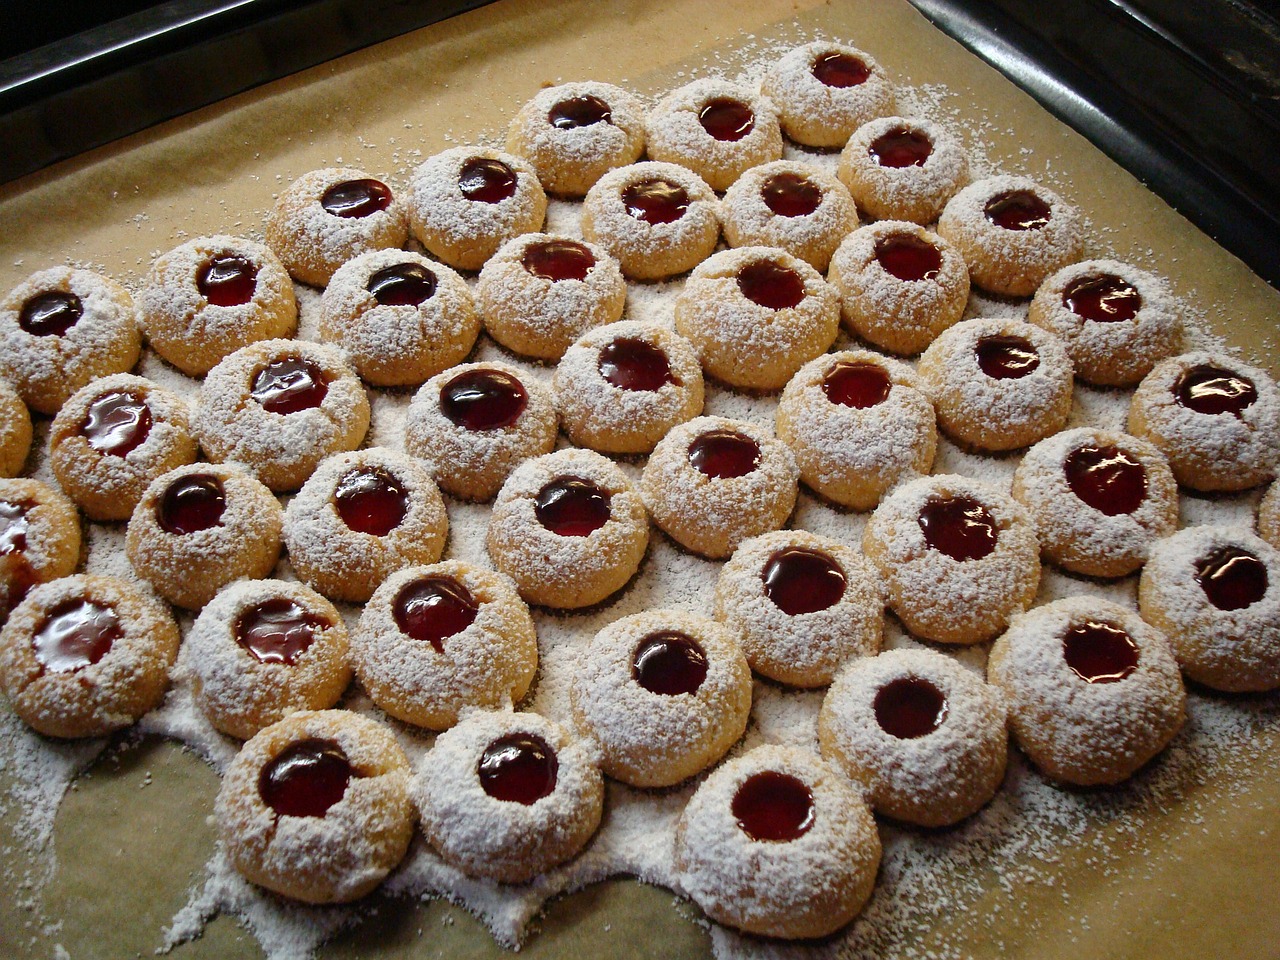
1062 273 1141 323
1063 621 1140 683
919 494 998 561
698 98 754 142
250 357 329 415
321 179 392 219
259 738 351 818
1064 444 1147 516
622 178 689 225
534 476 611 537
367 262 437 306
874 676 948 739
197 253 258 307
822 359 891 409
548 95 612 129
440 368 528 431
812 50 870 87
81 390 151 458
761 172 822 218
875 233 942 282
598 337 678 392
869 126 933 168
234 598 328 665
688 429 761 479
334 466 408 536
1174 364 1257 417
631 630 708 695
762 546 846 615
0 499 33 556
975 334 1040 380
1195 545 1268 611
983 190 1052 230
736 259 805 310
478 733 559 805
157 473 226 535
32 599 121 673
393 575 479 653
521 238 595 282
459 157 518 204
732 771 815 842
19 291 82 337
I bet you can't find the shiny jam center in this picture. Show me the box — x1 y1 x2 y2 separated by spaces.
983 190 1052 230
521 239 595 281
732 772 815 842
918 494 998 561
631 630 708 696
0 499 33 556
597 338 678 392
19 291 82 337
478 733 559 805
1174 364 1257 417
533 476 611 537
761 547 846 615
1063 621 1140 683
976 334 1040 380
81 390 152 457
1195 546 1268 611
812 51 869 87
1063 273 1141 323
548 95 612 129
321 178 392 219
869 126 933 168
250 357 329 414
1064 444 1147 517
157 474 226 535
32 599 121 673
622 178 689 225
688 430 761 479
334 467 409 536
440 368 528 431
259 738 352 818
736 259 805 310
197 253 258 307
698 98 754 142
459 157 518 203
393 576 479 653
875 233 942 282
761 172 821 218
822 359 891 409
367 262 437 306
874 676 948 739
234 598 328 665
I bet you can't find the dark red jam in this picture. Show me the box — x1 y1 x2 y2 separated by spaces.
1062 273 1141 323
868 126 933 168
250 357 329 415
822 359 891 409
983 190 1052 230
975 335 1040 380
521 238 595 282
459 157 517 204
234 598 328 665
874 676 948 739
736 259 805 310
81 391 151 458
631 631 708 695
732 771 815 842
698 98 754 142
762 547 846 615
548 95 612 129
478 733 559 805
440 368 527 431
918 494 998 562
367 262 437 306
875 233 942 282
1062 621 1140 683
197 254 258 307
32 599 121 673
393 575 479 653
1174 364 1257 417
761 172 822 218
622 178 689 225
334 467 408 536
259 738 352 818
688 430 761 479
1064 445 1147 517
321 179 392 219
0 499 33 556
18 291 82 337
812 50 870 87
1195 545 1268 611
157 473 226 535
598 338 677 392
533 476 611 537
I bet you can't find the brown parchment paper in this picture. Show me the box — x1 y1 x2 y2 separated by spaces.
2 0 1278 958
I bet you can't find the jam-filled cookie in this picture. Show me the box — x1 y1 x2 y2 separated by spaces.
487 448 649 609
195 339 370 492
125 463 282 610
215 709 414 903
0 574 179 739
407 147 547 271
49 374 197 522
404 361 557 502
673 745 881 940
641 416 799 560
918 317 1074 452
1260 481 1280 549
715 529 882 687
137 235 297 376
863 474 1040 645
1128 351 1280 492
186 579 351 740
674 246 840 392
1027 259 1183 387
320 248 480 387
828 221 969 356
819 648 1008 827
506 81 647 197
265 167 408 287
581 160 720 280
414 710 604 882
1012 427 1178 578
283 448 448 604
1139 526 1280 693
571 609 751 788
476 233 625 361
0 267 141 415
350 560 538 730
553 320 704 455
775 349 937 510
937 175 1084 297
0 379 32 478
988 596 1186 786
838 116 969 224
0 478 81 620
761 40 896 148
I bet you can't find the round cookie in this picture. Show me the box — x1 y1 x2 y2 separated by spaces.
674 246 840 392
819 648 1008 826
715 529 882 687
284 448 448 604
0 379 32 478
863 474 1041 645
319 248 480 387
487 448 649 609
1028 259 1183 387
0 267 141 415
937 175 1084 297
918 317 1074 452
350 560 538 730
195 339 370 492
1012 427 1178 579
414 710 604 882
137 235 297 375
775 349 937 510
0 478 81 620
1261 481 1280 549
0 574 179 739
762 40 897 148
673 745 881 940
215 709 414 903
506 80 647 196
406 146 547 271
988 596 1186 787
125 463 282 610
641 415 799 560
49 374 197 522
264 167 408 287
570 609 751 788
838 115 969 224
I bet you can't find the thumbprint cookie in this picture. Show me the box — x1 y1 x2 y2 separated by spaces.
762 40 896 148
0 478 81 621
838 115 968 225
